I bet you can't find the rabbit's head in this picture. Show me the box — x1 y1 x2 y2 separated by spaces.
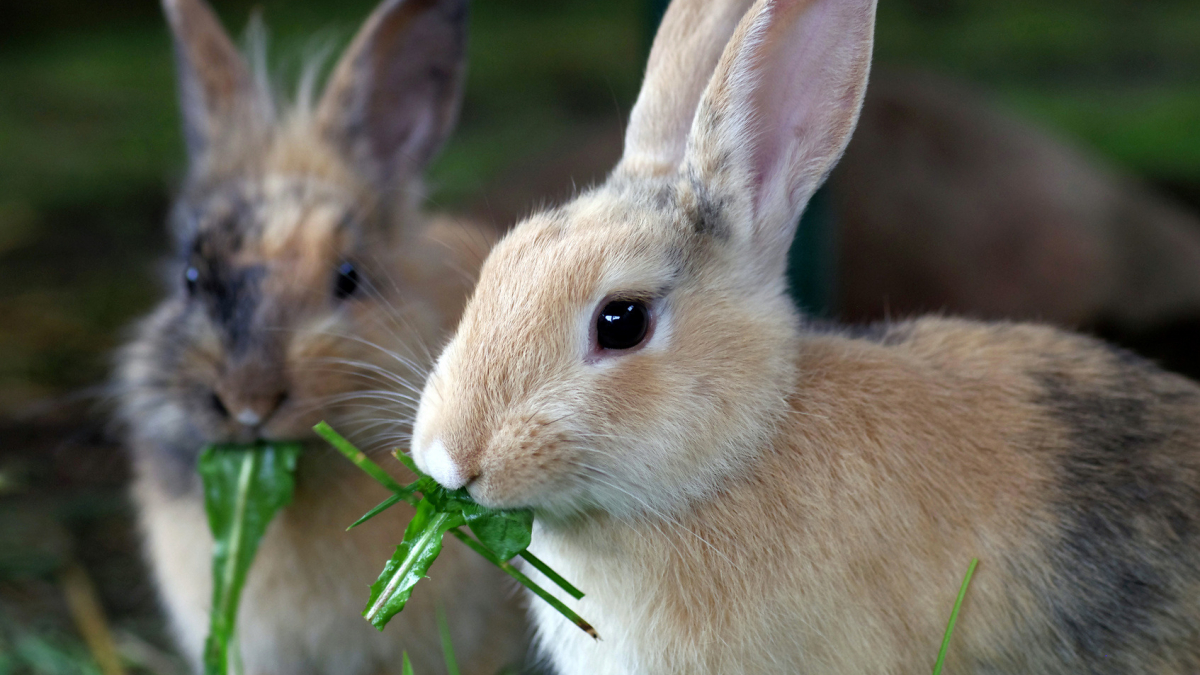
411 0 876 521
121 0 473 488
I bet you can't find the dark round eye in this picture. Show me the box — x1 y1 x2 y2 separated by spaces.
334 262 360 300
184 266 200 294
596 299 650 351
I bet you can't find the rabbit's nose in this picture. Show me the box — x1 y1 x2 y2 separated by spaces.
211 387 288 429
419 439 475 489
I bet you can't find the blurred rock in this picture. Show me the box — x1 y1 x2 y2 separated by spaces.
835 69 1200 332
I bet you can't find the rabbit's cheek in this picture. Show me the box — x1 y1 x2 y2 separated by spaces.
468 422 587 512
472 450 571 511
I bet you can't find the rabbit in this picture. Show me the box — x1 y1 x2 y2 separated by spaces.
115 0 526 673
406 0 1200 672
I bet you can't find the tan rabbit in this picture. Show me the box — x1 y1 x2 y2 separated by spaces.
116 0 524 673
407 0 1200 672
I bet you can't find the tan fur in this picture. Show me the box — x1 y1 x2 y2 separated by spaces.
411 0 1200 672
118 1 522 674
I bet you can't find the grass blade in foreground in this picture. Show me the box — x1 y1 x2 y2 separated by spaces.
931 557 979 675
448 528 597 638
518 550 584 600
314 421 409 495
315 422 597 639
436 605 460 675
197 442 302 675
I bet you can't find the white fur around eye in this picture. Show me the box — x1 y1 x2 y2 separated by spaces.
642 298 672 355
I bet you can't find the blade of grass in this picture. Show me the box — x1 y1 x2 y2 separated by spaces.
518 551 584 600
58 561 126 675
447 528 598 639
436 605 460 675
393 449 419 475
314 422 409 494
401 653 413 675
932 557 979 675
347 493 411 531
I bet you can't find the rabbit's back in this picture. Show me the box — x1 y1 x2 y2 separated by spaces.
530 318 1200 674
787 318 1200 671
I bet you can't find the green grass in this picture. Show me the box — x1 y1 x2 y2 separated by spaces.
313 422 597 638
932 558 979 675
436 606 460 675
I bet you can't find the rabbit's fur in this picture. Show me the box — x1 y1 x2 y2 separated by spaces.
409 0 1200 672
117 0 522 673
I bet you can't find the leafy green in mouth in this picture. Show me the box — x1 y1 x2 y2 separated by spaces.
194 429 977 670
313 422 596 638
197 442 302 675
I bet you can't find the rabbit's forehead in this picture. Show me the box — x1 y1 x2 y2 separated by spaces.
481 200 685 304
189 175 356 265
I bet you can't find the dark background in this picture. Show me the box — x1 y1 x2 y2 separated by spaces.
1 0 1198 672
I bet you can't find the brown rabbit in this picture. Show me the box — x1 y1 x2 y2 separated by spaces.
116 0 524 673
406 0 1200 672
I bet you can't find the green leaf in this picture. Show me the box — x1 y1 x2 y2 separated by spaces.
320 422 595 637
363 500 464 630
462 507 533 562
401 653 413 675
932 558 979 675
197 442 302 675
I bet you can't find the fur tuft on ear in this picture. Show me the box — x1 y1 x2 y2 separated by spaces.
316 0 468 189
162 0 267 162
687 0 876 279
615 0 756 179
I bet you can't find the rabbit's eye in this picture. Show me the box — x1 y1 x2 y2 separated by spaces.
596 299 651 351
334 262 360 300
185 266 200 295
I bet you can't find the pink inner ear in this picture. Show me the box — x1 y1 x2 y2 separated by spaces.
747 0 872 219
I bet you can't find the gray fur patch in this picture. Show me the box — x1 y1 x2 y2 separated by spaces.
1032 354 1200 671
685 175 729 240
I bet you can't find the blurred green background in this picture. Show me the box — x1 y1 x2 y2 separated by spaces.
0 0 1197 672
3 0 1200 407
2 0 1200 405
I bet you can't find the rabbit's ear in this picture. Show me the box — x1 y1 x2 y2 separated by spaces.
616 0 755 178
687 0 876 280
162 0 264 162
316 0 467 188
